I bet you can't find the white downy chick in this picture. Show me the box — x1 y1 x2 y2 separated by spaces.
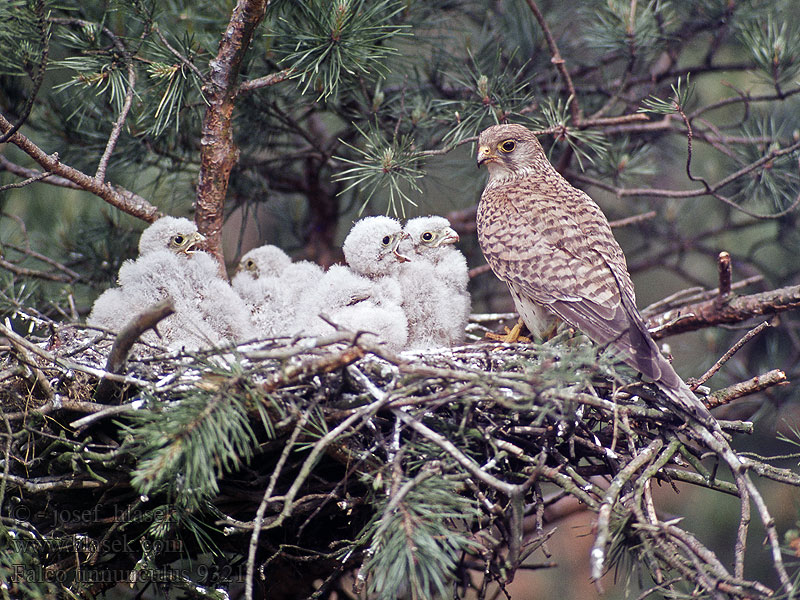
342 216 407 305
231 245 293 337
88 216 206 338
398 216 470 350
339 216 409 349
273 260 326 336
231 248 325 338
302 264 407 351
89 216 250 350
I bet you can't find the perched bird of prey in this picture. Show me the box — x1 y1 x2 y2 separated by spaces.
399 216 470 350
89 216 251 350
475 123 712 423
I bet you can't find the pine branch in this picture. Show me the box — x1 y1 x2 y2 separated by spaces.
195 0 269 268
0 112 160 222
524 0 579 124
648 284 800 338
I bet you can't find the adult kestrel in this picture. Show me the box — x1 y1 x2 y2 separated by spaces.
475 123 711 423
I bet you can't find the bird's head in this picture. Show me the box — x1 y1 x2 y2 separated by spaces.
138 216 205 257
343 216 410 277
402 216 459 258
169 231 205 255
476 123 549 182
235 245 292 279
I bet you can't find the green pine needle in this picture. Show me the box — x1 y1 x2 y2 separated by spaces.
271 0 410 100
539 96 608 170
639 75 694 115
435 48 536 144
124 363 261 512
334 123 423 218
737 14 800 87
357 471 479 600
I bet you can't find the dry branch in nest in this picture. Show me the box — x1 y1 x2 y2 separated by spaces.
0 306 798 600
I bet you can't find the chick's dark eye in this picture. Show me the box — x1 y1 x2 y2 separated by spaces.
173 235 185 245
245 259 255 268
421 232 434 242
500 140 515 153
381 235 392 246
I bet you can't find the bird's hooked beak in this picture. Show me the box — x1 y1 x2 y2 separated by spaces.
182 231 206 254
392 232 411 263
476 144 497 167
438 227 460 246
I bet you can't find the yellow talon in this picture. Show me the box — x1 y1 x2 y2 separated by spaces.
485 318 530 343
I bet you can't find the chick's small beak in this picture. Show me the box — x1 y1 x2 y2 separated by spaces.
183 231 207 254
441 227 460 245
391 232 411 263
477 144 496 167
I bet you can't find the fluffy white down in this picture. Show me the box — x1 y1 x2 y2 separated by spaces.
342 216 405 278
300 264 408 350
231 245 296 338
88 218 251 351
243 260 326 338
399 216 471 350
235 245 292 281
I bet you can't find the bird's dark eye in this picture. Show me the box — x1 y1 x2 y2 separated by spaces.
381 235 392 246
245 259 255 269
172 234 185 245
421 232 434 242
499 140 516 153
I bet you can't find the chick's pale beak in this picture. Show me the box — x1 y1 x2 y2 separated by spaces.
476 144 496 167
183 231 206 254
391 232 411 263
440 227 460 245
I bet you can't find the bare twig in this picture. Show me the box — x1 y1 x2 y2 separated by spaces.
237 68 293 93
94 33 136 184
525 0 580 124
609 210 657 228
0 156 83 190
569 139 800 220
0 112 160 222
715 251 732 305
692 321 771 389
707 369 788 408
94 299 175 402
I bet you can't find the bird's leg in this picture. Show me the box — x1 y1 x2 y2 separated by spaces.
485 317 531 343
541 319 559 341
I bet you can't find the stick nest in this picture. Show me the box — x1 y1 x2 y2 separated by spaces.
1 311 798 600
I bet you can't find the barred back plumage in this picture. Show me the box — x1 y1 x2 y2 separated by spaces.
476 123 712 424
